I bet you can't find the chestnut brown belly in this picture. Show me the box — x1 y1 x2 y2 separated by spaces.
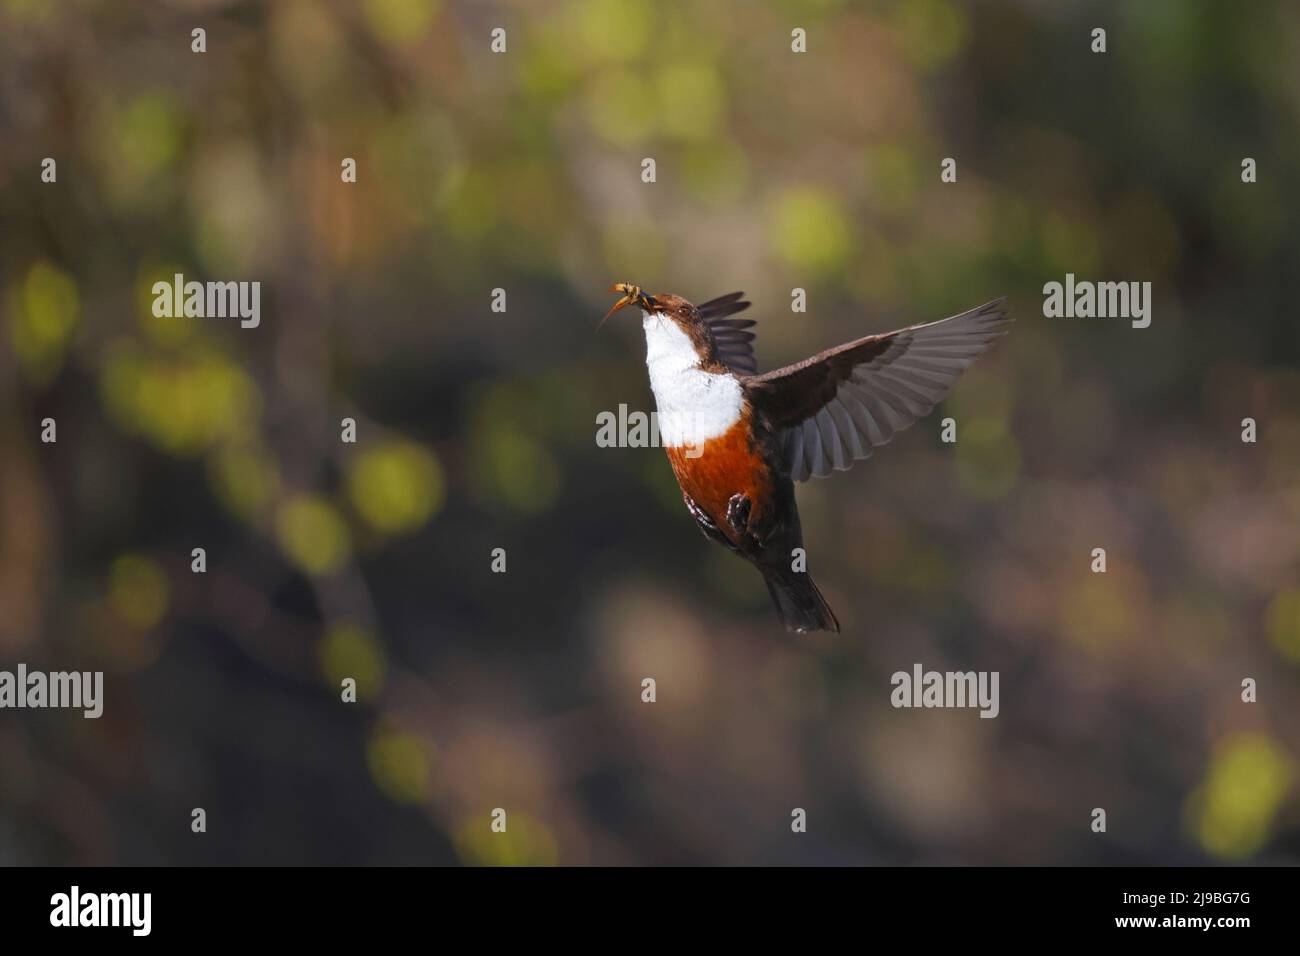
664 417 775 532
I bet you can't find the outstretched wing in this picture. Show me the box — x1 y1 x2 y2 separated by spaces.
745 297 1012 481
699 291 757 374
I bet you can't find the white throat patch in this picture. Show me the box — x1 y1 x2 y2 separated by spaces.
642 310 744 448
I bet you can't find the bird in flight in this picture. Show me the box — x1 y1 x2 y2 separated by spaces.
604 283 1012 633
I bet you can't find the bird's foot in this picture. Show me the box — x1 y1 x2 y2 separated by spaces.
725 493 751 537
684 493 736 551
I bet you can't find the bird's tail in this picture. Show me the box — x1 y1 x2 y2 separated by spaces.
762 569 840 634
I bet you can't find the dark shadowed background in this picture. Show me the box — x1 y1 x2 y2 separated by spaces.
1 0 1298 865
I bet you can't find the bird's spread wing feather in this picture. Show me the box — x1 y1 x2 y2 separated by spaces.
699 291 757 374
744 297 1012 481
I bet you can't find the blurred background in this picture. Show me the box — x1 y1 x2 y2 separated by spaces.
1 0 1298 865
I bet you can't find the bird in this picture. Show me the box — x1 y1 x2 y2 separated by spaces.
603 283 1012 634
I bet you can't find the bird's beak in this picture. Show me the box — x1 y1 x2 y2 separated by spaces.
598 283 652 330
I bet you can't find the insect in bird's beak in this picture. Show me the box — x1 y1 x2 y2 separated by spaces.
599 282 653 329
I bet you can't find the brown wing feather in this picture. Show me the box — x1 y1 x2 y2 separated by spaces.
698 291 750 320
745 297 1012 480
699 291 758 374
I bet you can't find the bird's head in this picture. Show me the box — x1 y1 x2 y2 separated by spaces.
603 282 723 373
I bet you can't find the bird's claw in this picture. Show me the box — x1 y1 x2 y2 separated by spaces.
725 494 751 537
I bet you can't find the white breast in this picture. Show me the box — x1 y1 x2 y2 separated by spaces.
642 310 744 448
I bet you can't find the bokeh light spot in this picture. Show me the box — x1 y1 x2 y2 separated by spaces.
455 812 559 866
363 0 440 47
473 418 562 515
1186 734 1294 859
656 63 725 141
8 260 80 384
769 187 852 275
367 727 432 804
109 555 170 631
319 623 387 700
347 440 445 535
1266 588 1300 663
275 495 351 576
